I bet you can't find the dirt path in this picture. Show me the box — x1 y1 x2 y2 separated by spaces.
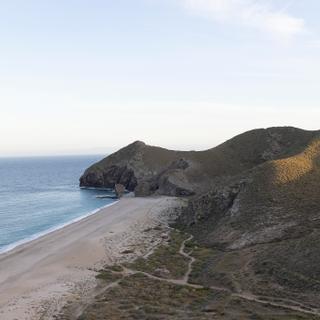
233 292 320 316
103 232 320 318
179 235 195 283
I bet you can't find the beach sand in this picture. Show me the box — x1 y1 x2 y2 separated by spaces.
0 196 181 320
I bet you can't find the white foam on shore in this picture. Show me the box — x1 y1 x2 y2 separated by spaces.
0 201 119 255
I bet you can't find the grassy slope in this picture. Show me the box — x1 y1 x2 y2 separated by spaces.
82 127 319 191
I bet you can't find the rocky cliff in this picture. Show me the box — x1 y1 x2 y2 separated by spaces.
80 140 195 196
80 127 318 197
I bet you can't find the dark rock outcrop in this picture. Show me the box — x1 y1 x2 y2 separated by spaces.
80 140 196 196
177 179 246 228
80 165 137 190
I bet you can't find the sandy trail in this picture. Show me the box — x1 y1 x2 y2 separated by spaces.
0 196 178 320
116 233 320 317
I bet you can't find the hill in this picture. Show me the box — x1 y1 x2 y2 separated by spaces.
80 127 319 196
176 131 320 314
76 126 320 319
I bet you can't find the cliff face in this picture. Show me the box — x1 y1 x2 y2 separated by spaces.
79 141 194 196
80 127 318 197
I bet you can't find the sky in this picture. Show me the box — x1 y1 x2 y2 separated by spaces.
1 0 320 156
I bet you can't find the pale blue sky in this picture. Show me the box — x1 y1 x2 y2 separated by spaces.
1 0 320 156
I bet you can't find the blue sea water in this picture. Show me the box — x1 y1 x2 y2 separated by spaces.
0 155 115 254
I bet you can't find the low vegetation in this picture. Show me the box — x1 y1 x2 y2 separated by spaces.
124 230 190 279
59 229 320 320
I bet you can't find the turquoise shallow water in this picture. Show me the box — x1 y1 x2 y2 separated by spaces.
0 155 115 253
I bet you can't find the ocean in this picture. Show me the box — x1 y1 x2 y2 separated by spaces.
0 155 116 254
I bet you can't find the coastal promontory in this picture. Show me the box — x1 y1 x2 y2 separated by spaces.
77 126 320 318
80 127 319 197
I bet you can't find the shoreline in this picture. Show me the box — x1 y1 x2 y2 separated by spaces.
0 200 119 255
0 196 181 320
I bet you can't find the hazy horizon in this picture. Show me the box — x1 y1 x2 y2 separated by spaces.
1 0 320 157
1 125 320 158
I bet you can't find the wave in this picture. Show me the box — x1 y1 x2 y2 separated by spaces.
0 201 118 255
80 186 114 191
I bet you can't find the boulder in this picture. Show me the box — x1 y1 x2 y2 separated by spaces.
134 181 154 197
157 170 195 196
115 184 125 198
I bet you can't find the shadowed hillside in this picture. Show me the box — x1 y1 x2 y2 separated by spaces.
175 133 320 313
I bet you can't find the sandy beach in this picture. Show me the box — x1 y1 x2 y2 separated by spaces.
0 196 181 320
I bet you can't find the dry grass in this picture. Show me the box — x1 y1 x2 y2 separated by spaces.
59 229 320 320
125 230 190 279
82 127 320 191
